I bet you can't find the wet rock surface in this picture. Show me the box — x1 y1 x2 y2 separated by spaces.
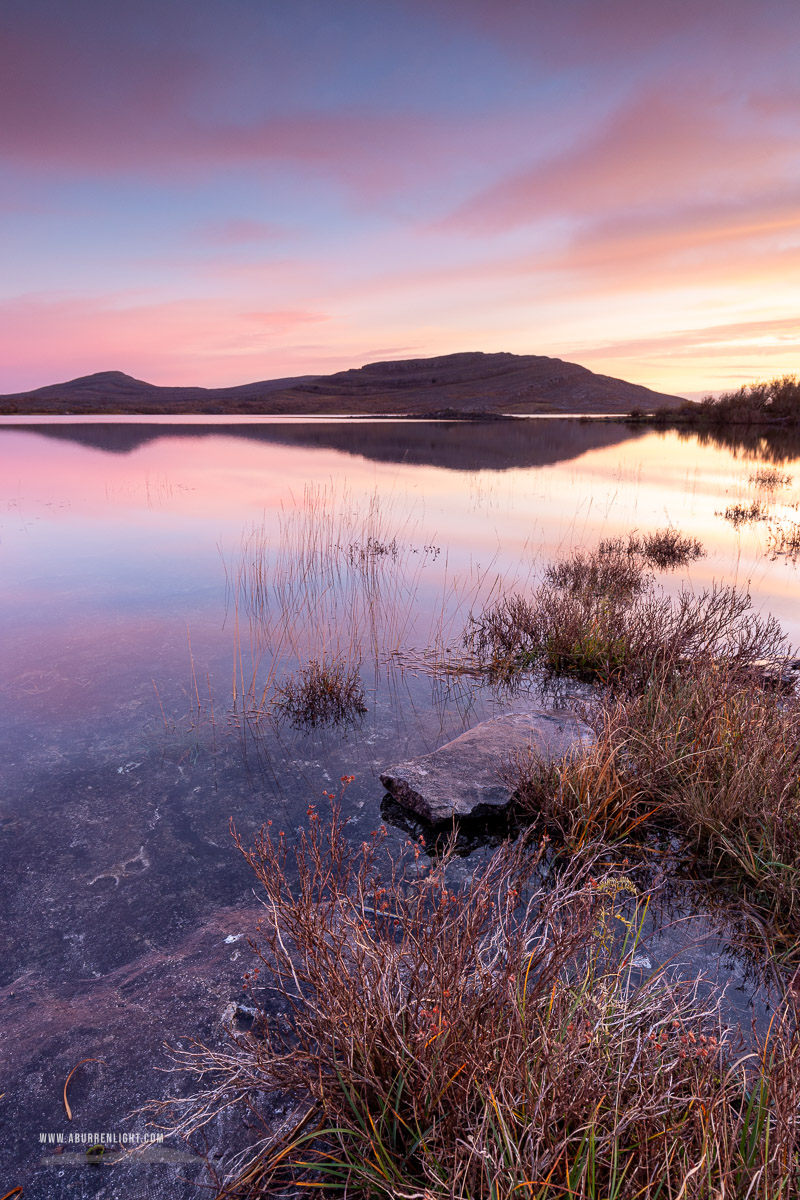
1 902 268 1199
380 709 593 824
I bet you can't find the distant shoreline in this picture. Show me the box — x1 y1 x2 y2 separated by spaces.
0 405 640 422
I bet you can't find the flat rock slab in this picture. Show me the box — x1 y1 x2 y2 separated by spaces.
380 709 592 824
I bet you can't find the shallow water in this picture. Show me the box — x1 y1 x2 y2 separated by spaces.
3 416 800 1196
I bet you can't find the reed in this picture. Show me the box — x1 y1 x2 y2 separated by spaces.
224 481 536 726
750 468 793 490
768 520 800 561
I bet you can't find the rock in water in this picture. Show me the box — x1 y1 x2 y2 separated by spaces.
380 710 592 824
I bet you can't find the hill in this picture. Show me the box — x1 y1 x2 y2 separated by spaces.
0 353 681 415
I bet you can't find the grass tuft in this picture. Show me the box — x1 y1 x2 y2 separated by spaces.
628 527 704 569
273 654 367 729
768 520 800 561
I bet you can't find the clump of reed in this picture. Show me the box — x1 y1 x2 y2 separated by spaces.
157 803 800 1199
544 540 647 598
545 529 704 597
465 538 780 688
750 467 793 490
720 501 769 527
273 654 367 729
226 481 524 724
346 534 400 564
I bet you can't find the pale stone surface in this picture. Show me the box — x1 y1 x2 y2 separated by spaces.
380 709 592 824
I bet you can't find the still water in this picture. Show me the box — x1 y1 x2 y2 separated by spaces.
2 416 800 1196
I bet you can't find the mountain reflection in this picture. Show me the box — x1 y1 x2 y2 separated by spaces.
5 417 645 472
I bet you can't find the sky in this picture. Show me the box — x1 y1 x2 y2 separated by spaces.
1 0 799 398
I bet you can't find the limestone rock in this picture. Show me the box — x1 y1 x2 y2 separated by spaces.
380 709 592 824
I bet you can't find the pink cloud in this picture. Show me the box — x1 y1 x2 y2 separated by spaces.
0 12 472 198
580 315 800 363
441 87 799 235
574 314 800 396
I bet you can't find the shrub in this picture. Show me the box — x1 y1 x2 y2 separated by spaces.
697 374 800 425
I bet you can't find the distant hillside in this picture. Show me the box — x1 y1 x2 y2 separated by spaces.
0 353 681 415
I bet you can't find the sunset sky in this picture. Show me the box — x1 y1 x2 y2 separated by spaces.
2 0 798 397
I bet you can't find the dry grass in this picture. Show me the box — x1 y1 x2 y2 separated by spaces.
273 654 367 729
610 663 800 925
155 802 800 1199
473 539 800 930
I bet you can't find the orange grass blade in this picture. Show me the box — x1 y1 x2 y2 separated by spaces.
63 1058 107 1121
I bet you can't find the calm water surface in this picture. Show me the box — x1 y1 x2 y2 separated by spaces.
3 417 800 1195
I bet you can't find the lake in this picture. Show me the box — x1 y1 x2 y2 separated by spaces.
3 415 800 1197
